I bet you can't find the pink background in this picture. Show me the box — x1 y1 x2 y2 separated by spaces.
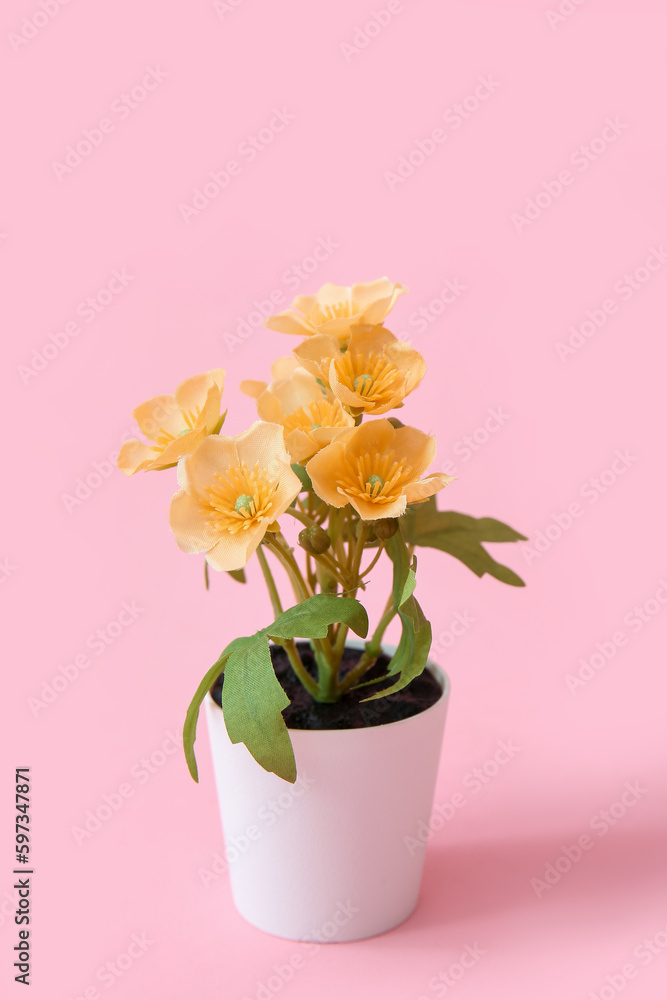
2 0 667 997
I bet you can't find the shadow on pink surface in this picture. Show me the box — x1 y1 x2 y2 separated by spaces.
411 827 666 927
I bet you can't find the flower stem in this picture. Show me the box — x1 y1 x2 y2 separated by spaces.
278 638 320 699
264 534 311 603
265 532 337 700
337 591 395 695
334 521 370 657
256 545 283 617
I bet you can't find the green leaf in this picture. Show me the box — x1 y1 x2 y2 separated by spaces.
222 637 297 783
182 635 251 782
388 530 411 610
183 595 370 784
291 463 313 492
226 567 246 584
363 534 432 701
364 595 433 701
268 594 369 641
403 499 527 587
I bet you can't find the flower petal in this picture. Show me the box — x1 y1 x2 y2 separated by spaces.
265 309 316 337
178 434 240 497
132 395 182 441
204 521 268 572
240 379 268 399
117 439 156 475
346 418 396 457
270 356 300 379
306 441 349 508
347 323 397 355
156 427 207 467
169 489 219 554
348 492 407 521
404 473 455 504
393 425 437 477
174 369 224 418
234 420 288 471
293 334 340 381
353 280 407 323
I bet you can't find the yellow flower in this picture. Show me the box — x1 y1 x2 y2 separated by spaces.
169 422 301 571
239 356 299 400
294 325 426 415
118 369 226 475
243 365 354 463
306 419 453 521
264 278 407 341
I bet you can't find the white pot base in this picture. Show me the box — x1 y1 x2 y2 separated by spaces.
204 652 449 942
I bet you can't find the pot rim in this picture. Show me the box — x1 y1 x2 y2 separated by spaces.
206 637 450 734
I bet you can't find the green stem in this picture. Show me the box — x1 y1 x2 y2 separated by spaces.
337 591 395 695
256 546 283 617
284 507 320 530
278 637 320 699
334 521 370 656
266 532 337 699
359 542 384 581
258 545 320 699
264 534 311 602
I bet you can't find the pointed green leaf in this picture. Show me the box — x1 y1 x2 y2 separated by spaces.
182 635 252 782
222 637 297 783
362 533 432 701
403 499 526 586
226 567 246 584
363 595 432 701
268 594 369 641
291 463 313 492
387 530 411 610
183 596 370 784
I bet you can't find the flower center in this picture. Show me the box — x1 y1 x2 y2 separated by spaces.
282 399 349 438
153 406 201 448
366 474 385 496
337 451 413 506
203 463 278 534
354 374 374 393
335 352 399 406
234 494 255 515
311 298 359 324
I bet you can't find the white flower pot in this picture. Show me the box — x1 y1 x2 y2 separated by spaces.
204 643 450 942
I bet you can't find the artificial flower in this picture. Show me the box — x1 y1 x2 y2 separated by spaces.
169 422 301 571
293 325 426 415
243 365 354 462
264 278 407 341
306 419 453 521
239 356 299 400
118 369 226 475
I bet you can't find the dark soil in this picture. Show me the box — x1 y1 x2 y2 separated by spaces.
210 642 442 731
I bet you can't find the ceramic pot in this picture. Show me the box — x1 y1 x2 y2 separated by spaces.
204 643 450 941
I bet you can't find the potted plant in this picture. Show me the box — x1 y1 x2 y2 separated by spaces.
119 278 526 942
